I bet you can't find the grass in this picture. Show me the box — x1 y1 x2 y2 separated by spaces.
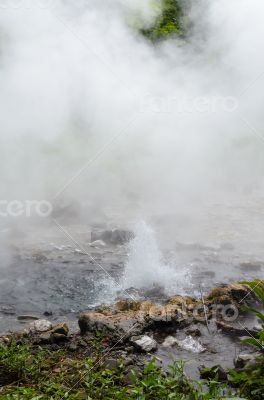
0 340 238 399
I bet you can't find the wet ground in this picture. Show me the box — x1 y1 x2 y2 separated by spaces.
0 201 264 334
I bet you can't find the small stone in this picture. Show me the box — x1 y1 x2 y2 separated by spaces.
103 358 119 370
43 311 53 317
131 335 157 352
162 336 178 348
68 343 78 352
37 332 52 344
52 333 69 343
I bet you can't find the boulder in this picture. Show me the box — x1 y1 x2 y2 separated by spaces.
79 298 195 337
130 335 157 352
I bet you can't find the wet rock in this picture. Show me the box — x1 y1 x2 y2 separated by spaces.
130 335 157 352
17 315 39 321
206 283 254 306
30 319 52 333
235 353 261 369
177 336 206 353
79 297 196 338
51 323 69 336
43 311 53 317
91 229 133 245
200 365 227 381
216 321 258 337
79 309 143 337
0 305 16 315
162 336 178 348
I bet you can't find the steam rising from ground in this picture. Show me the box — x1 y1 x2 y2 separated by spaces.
0 0 264 223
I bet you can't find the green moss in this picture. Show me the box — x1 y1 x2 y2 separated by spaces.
141 0 183 41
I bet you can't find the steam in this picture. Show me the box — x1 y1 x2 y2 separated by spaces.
0 0 263 224
123 221 190 294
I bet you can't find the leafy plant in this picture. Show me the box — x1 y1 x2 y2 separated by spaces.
141 0 184 41
226 280 264 399
240 280 264 350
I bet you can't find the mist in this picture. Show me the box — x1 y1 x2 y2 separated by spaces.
0 0 264 232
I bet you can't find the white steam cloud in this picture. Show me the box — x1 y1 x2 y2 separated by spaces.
0 0 263 227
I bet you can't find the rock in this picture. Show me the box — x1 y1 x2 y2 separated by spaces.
177 336 206 353
91 229 133 245
30 319 52 333
51 323 69 336
37 332 52 344
115 300 142 312
200 365 228 381
17 315 39 321
52 333 69 343
186 327 201 337
162 336 178 348
68 343 78 352
79 298 194 338
123 365 141 386
235 353 260 369
43 311 53 317
130 335 157 352
206 283 254 306
103 358 120 370
79 310 142 338
216 321 258 337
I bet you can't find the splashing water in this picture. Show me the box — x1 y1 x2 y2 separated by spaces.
122 221 191 295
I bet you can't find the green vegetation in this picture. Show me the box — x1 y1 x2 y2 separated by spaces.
0 341 236 400
0 280 263 399
227 280 264 399
141 0 184 41
240 280 264 350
